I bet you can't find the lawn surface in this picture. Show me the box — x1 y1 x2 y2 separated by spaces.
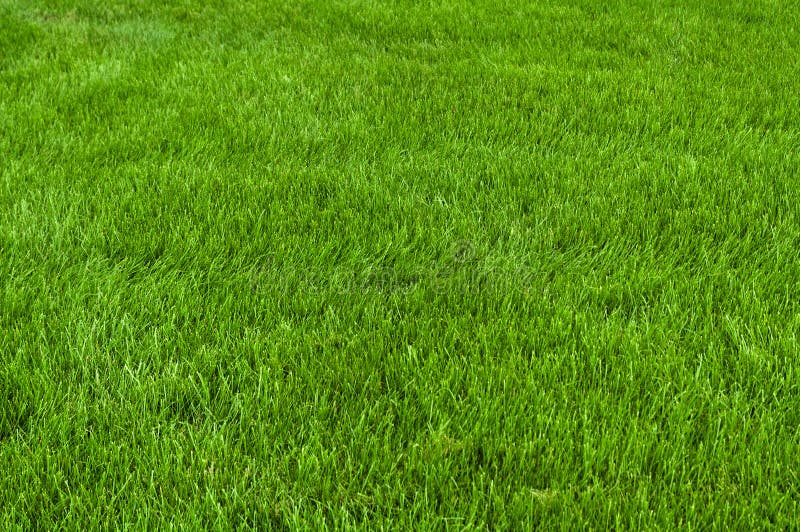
2 0 800 528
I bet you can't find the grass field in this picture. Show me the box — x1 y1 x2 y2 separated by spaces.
2 0 800 528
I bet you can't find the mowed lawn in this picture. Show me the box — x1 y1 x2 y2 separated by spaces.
2 0 800 528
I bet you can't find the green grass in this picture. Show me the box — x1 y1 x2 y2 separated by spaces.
2 0 800 528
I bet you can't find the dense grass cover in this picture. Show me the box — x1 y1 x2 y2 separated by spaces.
2 0 800 528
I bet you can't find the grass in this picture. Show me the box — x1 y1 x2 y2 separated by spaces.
2 0 800 528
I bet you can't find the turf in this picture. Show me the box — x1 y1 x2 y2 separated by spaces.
2 0 800 528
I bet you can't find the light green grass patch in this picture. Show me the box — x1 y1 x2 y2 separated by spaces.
2 0 800 528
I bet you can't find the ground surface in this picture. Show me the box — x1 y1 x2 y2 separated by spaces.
2 0 800 528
